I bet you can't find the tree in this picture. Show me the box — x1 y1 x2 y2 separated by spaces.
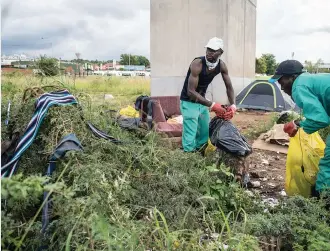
70 58 85 64
136 55 150 67
315 58 324 73
120 54 135 65
304 58 324 73
36 55 60 76
304 60 314 73
255 57 267 74
119 54 150 66
261 53 277 75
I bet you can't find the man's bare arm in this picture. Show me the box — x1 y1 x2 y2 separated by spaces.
220 61 235 105
187 59 213 107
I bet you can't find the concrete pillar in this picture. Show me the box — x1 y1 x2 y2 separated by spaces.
150 0 257 104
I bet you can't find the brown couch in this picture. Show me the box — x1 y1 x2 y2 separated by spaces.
140 96 183 145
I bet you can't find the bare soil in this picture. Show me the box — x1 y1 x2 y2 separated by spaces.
232 111 287 198
231 110 273 132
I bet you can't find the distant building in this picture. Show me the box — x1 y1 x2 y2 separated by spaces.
318 63 330 72
303 62 330 73
122 65 146 71
1 54 30 61
91 63 145 71
92 63 111 71
60 62 84 74
1 54 36 69
11 61 35 68
1 59 13 67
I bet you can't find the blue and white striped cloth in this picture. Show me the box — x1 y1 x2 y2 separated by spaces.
1 90 78 178
87 122 122 144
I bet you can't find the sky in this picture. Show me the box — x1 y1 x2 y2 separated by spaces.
1 0 330 63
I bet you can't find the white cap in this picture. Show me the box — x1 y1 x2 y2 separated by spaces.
205 37 224 51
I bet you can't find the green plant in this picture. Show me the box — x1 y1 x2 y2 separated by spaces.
1 76 330 251
244 196 330 250
319 126 330 142
36 56 60 76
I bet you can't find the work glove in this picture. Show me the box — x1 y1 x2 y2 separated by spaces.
210 102 226 117
223 104 237 120
283 120 299 137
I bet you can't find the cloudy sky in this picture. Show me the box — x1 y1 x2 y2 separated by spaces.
2 0 330 63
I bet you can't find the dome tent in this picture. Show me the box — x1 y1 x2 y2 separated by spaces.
236 80 301 112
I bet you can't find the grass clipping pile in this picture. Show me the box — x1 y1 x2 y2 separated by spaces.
2 87 330 251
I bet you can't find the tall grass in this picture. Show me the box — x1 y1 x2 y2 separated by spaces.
1 74 150 96
1 74 151 109
73 76 150 96
1 73 330 250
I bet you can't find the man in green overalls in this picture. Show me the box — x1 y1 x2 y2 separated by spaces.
269 60 330 195
179 37 236 152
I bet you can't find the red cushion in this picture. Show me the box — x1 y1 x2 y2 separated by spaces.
152 101 167 122
151 96 181 117
155 122 182 137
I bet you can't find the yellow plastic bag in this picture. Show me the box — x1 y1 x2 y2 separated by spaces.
119 105 140 118
285 128 326 198
204 139 217 156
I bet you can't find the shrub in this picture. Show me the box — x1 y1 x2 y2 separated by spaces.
35 56 60 76
1 79 329 250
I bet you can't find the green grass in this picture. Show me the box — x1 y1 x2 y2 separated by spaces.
255 75 271 81
1 74 150 94
1 74 150 110
1 73 330 250
74 75 150 95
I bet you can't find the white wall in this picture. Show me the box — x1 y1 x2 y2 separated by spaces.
150 0 257 104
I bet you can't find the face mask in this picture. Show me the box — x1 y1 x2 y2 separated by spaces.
205 55 220 70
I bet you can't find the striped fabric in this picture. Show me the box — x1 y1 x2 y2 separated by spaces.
1 90 78 178
1 89 124 178
87 122 122 144
41 133 83 235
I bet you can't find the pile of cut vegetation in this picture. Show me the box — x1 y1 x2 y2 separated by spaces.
1 85 330 251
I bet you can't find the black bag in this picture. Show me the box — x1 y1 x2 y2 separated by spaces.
134 95 149 111
117 117 141 131
209 117 252 157
134 95 155 129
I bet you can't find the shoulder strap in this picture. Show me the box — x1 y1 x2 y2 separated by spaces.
140 97 154 130
146 99 154 129
217 59 222 73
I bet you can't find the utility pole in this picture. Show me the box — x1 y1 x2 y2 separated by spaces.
75 52 81 78
59 57 61 75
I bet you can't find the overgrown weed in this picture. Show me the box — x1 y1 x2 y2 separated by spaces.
1 76 329 250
